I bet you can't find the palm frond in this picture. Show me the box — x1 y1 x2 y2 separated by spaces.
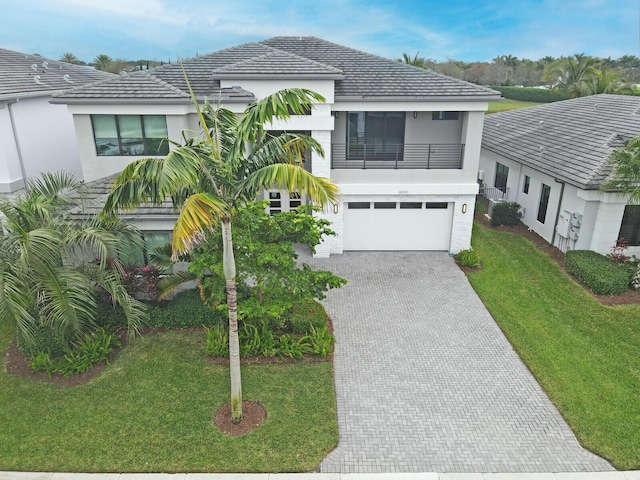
172 193 229 257
239 163 340 208
157 271 199 300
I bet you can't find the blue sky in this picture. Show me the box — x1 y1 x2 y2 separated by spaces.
1 0 638 63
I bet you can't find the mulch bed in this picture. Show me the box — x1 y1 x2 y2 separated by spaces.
213 400 267 436
474 214 640 306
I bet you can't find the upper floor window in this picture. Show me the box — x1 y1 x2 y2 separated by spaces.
432 111 460 120
523 175 530 194
92 115 169 156
347 111 405 160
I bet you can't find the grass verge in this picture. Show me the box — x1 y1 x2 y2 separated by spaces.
0 326 337 472
467 223 640 469
488 99 541 113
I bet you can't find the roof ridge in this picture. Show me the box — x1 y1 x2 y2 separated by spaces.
212 48 343 74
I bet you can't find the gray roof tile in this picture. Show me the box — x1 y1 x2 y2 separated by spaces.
53 37 500 104
481 94 640 190
0 48 114 99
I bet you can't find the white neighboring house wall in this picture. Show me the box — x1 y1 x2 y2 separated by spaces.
0 95 81 192
479 147 628 255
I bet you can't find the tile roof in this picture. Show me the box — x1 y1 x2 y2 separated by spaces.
53 37 500 104
0 48 114 99
68 175 178 220
481 94 640 190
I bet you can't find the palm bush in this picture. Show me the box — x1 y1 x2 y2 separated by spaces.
0 172 146 356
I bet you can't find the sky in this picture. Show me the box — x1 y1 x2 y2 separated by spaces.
1 0 638 64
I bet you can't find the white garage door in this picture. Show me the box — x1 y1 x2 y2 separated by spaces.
343 201 453 251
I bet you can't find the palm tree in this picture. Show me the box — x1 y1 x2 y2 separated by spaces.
59 52 82 65
398 52 429 69
93 54 113 71
604 136 640 203
101 85 339 424
0 172 146 355
579 66 634 96
545 54 596 97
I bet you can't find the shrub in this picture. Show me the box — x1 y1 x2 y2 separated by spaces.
490 86 569 103
284 300 329 334
147 289 226 328
204 325 229 357
490 201 523 227
301 324 335 358
29 328 121 377
565 250 636 295
456 248 481 268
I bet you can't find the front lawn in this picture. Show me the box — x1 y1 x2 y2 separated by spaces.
0 323 337 472
467 222 640 469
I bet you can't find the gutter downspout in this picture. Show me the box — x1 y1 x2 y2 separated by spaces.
551 178 566 247
7 99 28 188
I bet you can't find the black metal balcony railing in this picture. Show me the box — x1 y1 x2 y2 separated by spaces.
331 143 465 169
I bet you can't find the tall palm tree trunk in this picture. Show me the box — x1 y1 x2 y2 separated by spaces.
222 218 242 423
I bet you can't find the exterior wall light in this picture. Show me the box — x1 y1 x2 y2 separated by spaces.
333 203 339 214
462 203 467 214
334 111 339 118
413 111 418 118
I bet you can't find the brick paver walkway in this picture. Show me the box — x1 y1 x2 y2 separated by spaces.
302 251 613 473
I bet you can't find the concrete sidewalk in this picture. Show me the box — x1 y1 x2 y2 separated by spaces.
1 471 639 479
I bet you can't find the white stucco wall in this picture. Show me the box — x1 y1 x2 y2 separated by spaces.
0 96 81 191
479 147 629 255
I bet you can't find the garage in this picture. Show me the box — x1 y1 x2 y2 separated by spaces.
342 200 453 250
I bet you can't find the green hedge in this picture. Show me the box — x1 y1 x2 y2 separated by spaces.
147 289 226 328
491 86 569 103
490 201 522 227
564 250 635 295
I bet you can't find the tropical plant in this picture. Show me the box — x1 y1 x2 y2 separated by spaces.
544 54 596 97
0 172 145 356
93 54 113 71
59 53 82 65
101 77 339 423
398 52 430 69
579 66 634 96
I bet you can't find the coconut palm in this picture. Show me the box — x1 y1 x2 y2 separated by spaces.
0 172 146 355
604 136 640 202
101 85 339 423
398 52 429 69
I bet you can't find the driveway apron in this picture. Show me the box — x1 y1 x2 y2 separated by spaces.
302 251 613 474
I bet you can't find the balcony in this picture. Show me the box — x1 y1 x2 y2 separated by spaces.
331 144 465 169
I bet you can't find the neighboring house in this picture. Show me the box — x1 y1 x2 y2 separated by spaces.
52 37 500 258
479 94 640 256
0 48 114 193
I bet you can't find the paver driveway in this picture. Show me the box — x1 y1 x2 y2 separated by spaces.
302 251 613 474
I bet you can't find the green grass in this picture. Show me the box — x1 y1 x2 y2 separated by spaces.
468 223 640 469
0 324 337 472
487 99 542 113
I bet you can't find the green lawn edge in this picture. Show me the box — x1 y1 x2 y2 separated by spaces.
467 222 640 470
0 325 338 472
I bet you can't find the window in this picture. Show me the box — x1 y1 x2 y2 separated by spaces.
494 162 509 193
268 192 281 215
347 202 371 209
347 112 405 160
426 202 448 209
432 111 460 120
92 115 169 156
400 202 422 209
619 205 640 246
120 231 171 266
374 202 396 209
523 175 530 194
289 192 302 208
537 184 551 223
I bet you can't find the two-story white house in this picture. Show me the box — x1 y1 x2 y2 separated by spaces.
52 37 500 258
0 48 113 193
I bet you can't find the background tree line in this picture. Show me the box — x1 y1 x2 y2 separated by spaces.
399 52 640 98
58 52 165 74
